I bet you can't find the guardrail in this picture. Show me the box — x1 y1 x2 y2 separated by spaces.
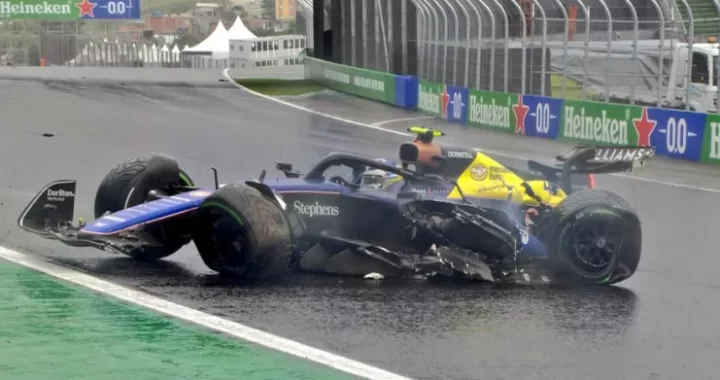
305 57 418 108
304 55 720 165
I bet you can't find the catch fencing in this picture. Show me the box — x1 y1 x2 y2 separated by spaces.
296 0 720 114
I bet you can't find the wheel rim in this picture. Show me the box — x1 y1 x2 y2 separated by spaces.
570 217 624 276
204 210 250 273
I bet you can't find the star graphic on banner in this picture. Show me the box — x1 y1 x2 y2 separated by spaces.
512 95 530 135
75 0 98 17
440 85 450 119
633 107 657 146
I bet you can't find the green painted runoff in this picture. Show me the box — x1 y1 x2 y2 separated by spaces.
0 259 358 380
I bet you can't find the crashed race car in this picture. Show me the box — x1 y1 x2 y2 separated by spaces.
17 127 654 285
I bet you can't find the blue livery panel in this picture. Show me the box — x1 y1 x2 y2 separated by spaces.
81 189 214 235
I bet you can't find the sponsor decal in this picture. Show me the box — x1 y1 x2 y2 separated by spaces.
593 146 655 162
488 166 511 180
512 96 530 134
708 119 720 160
443 85 468 123
407 187 450 196
468 92 514 130
418 82 441 115
522 95 562 139
189 190 213 198
649 108 704 161
47 188 75 201
75 0 96 17
633 107 656 146
440 85 450 119
469 165 487 181
447 151 474 159
293 200 339 217
563 105 631 145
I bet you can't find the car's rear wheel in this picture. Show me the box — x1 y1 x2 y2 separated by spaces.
192 183 291 279
94 154 194 261
547 189 641 284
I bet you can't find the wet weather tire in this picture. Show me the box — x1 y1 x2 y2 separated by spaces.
93 154 194 261
192 183 291 279
548 189 641 285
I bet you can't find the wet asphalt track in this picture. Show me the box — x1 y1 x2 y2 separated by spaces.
1 66 720 380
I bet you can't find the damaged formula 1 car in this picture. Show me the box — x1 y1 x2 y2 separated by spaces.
17 127 654 285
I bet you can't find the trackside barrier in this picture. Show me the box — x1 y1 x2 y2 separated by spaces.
304 57 418 109
304 58 720 165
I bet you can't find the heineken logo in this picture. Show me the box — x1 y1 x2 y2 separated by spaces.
563 105 662 147
0 0 97 18
418 84 440 114
563 106 630 145
0 1 72 16
468 95 511 129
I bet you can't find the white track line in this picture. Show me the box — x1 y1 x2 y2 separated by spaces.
223 68 720 194
371 116 434 127
0 246 414 380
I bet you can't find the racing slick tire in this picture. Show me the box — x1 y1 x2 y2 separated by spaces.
547 189 641 285
191 183 292 279
93 154 195 261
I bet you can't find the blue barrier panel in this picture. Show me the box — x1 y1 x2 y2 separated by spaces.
394 75 418 109
518 94 563 140
646 107 706 162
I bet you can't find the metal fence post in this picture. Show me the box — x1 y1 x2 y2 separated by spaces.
476 0 496 91
570 0 590 100
506 0 528 94
376 0 391 72
417 0 439 81
351 0 357 66
362 0 368 68
461 0 482 90
412 0 430 78
594 0 612 102
453 0 471 88
488 0 510 92
410 0 430 78
441 0 460 85
677 0 693 110
532 0 548 96
373 0 380 70
428 0 449 84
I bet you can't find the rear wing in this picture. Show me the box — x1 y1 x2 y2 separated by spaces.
556 146 655 171
528 146 655 194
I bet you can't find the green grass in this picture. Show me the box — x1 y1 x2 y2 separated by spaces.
236 79 327 96
549 73 587 100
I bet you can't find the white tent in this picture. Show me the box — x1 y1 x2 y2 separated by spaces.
227 16 256 39
183 20 230 59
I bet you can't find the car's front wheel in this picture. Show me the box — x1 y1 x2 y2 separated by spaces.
192 183 292 279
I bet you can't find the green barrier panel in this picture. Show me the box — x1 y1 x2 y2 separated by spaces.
701 113 720 163
304 57 395 104
558 99 644 146
467 88 519 133
417 80 442 117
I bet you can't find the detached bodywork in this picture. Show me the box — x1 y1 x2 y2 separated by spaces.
18 128 654 284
